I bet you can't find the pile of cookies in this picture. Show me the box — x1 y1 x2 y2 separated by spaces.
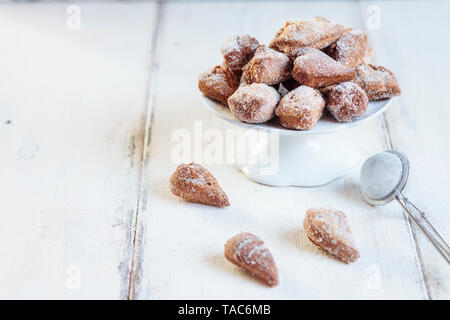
170 163 360 287
199 17 401 130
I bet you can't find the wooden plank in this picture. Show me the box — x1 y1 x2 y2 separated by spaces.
360 0 450 299
0 2 156 299
131 1 426 299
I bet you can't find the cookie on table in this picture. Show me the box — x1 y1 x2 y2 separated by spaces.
269 17 345 58
292 48 356 88
327 82 368 122
353 64 401 100
228 83 281 124
225 232 279 287
170 163 229 208
275 85 326 130
326 29 369 69
221 34 260 72
243 45 292 85
198 65 239 104
303 208 360 263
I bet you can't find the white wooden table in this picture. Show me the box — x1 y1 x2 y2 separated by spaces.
0 0 449 300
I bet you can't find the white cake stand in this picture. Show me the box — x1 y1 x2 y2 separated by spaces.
202 96 393 187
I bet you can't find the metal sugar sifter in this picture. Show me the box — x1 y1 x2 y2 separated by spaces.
360 150 450 263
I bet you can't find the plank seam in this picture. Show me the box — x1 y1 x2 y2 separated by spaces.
127 1 163 300
381 113 432 300
357 0 430 299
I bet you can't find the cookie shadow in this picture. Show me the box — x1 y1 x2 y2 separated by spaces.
206 253 271 288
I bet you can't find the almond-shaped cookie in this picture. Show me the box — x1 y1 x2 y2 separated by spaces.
221 34 260 71
292 48 356 88
243 45 292 85
269 17 345 58
228 83 280 123
275 85 326 130
198 65 239 105
170 163 229 207
303 208 360 263
225 233 279 287
353 64 401 100
326 29 369 69
327 82 368 122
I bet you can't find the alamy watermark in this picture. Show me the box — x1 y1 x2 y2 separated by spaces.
171 121 279 176
66 5 81 30
66 265 81 290
366 264 381 290
366 5 381 30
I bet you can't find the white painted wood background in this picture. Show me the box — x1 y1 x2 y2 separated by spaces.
0 0 448 299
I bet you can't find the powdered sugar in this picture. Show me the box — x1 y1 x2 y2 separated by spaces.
292 48 356 88
303 208 359 263
221 34 260 71
199 71 228 95
231 234 274 273
270 17 345 58
275 85 326 130
327 82 368 122
170 163 230 207
225 233 279 286
327 29 368 68
353 64 401 100
243 45 292 85
228 83 280 123
198 65 239 104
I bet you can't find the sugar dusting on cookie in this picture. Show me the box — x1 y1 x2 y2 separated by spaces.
225 232 279 287
304 208 360 263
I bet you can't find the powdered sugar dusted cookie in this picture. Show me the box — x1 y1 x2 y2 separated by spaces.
221 34 260 71
170 163 229 207
353 64 401 100
303 208 360 263
327 82 368 122
326 29 369 69
292 48 356 88
243 45 292 85
269 17 345 58
225 232 279 287
275 85 326 130
228 83 281 123
198 65 239 104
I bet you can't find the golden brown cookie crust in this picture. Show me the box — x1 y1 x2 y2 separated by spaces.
292 48 356 88
275 85 326 130
303 208 360 263
270 17 345 58
198 65 239 104
243 45 292 85
327 82 369 122
353 64 401 100
225 232 279 287
228 83 281 124
170 163 230 207
326 29 369 69
221 34 260 71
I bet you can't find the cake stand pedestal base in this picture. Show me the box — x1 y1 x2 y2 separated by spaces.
234 129 361 187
